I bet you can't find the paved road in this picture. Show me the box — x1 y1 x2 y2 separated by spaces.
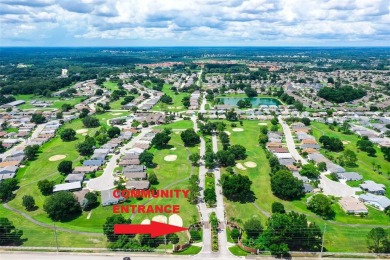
279 116 357 198
192 115 212 255
87 129 151 191
0 123 46 160
211 134 231 257
0 251 372 260
199 93 207 113
278 116 307 165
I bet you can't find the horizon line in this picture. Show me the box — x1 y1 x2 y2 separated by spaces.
1 45 390 48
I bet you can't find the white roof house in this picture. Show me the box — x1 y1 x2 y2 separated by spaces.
360 181 386 195
359 194 390 211
53 182 82 192
339 196 368 214
101 189 124 206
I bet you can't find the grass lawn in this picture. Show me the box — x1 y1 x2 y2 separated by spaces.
229 245 248 256
154 119 194 130
15 94 85 110
215 119 388 252
6 127 18 133
152 84 189 112
0 204 106 248
173 245 202 255
311 122 390 197
103 81 119 91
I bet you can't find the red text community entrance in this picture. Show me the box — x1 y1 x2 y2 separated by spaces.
111 189 190 214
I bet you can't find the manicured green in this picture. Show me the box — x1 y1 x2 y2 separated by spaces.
311 122 390 197
152 84 189 112
173 245 202 255
229 245 248 256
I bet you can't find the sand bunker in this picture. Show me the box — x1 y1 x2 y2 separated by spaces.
76 129 88 134
169 214 183 227
152 215 168 224
141 219 151 225
236 163 247 170
49 155 66 161
232 128 244 132
224 131 231 136
342 141 350 144
244 161 257 168
258 123 267 126
164 155 177 161
170 147 177 150
111 113 123 116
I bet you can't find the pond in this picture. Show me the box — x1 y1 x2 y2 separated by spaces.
219 97 281 107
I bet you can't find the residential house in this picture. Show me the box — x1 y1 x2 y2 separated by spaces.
360 181 386 195
126 180 150 190
83 159 104 167
337 172 363 181
53 182 82 192
359 193 390 211
101 189 125 206
339 196 368 214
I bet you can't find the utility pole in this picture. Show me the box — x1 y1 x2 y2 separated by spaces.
320 223 327 258
53 223 59 253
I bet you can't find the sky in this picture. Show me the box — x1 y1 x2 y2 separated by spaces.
0 0 389 47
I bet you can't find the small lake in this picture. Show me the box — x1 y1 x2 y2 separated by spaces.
219 97 281 107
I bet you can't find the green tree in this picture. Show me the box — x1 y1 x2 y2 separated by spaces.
0 179 18 202
43 191 82 221
60 128 76 142
228 144 247 160
342 149 358 167
231 228 240 242
244 218 263 238
317 162 327 172
95 89 104 96
216 150 236 167
272 202 286 214
221 174 253 202
244 87 257 97
367 227 390 253
140 151 155 168
167 233 179 244
103 215 132 242
160 94 173 104
24 145 40 160
31 113 46 124
148 172 158 185
271 170 304 200
22 195 35 211
0 141 6 153
300 163 320 179
57 160 73 175
301 117 311 126
204 187 217 206
151 132 171 148
82 192 98 211
77 140 94 156
82 116 100 128
107 127 121 138
261 212 322 253
37 179 54 196
307 194 334 219
0 218 23 245
189 153 201 166
180 129 200 147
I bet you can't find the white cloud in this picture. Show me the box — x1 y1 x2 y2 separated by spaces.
0 0 389 46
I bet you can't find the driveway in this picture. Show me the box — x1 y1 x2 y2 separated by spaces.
86 129 151 191
278 116 308 164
